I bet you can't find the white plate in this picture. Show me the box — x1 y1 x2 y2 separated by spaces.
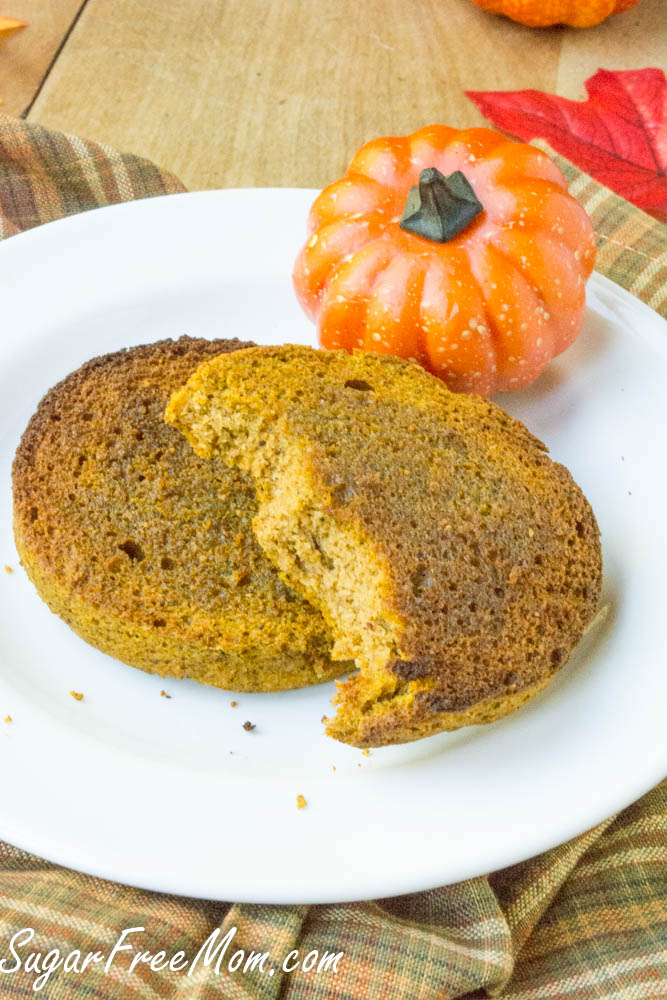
1 191 665 904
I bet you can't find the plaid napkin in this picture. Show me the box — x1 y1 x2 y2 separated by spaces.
1 113 665 1000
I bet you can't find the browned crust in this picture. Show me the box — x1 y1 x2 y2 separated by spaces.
12 337 341 692
325 676 553 748
167 345 602 744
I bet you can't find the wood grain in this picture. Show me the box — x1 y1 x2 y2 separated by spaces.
557 0 666 98
0 0 84 116
26 0 665 190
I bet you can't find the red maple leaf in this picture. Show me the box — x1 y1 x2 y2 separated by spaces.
467 68 666 219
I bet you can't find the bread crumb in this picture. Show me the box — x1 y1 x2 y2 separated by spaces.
4 565 12 574
4 715 12 723
296 794 307 810
242 720 256 731
230 700 238 707
69 691 84 702
362 748 370 757
332 765 336 772
160 689 172 699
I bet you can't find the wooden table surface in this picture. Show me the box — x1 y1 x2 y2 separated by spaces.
1 0 664 189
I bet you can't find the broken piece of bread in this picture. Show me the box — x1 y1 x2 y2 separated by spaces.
13 338 343 692
167 345 602 747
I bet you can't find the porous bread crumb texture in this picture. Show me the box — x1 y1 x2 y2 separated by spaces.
13 337 345 692
168 345 603 748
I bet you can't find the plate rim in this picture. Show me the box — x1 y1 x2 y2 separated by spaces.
1 188 666 903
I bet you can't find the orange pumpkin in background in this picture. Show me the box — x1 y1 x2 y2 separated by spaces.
293 126 596 396
468 0 641 28
0 17 27 42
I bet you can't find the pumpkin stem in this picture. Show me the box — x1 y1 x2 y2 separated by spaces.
399 168 483 243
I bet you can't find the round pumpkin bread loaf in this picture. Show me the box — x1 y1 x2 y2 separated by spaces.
167 345 603 747
12 337 342 691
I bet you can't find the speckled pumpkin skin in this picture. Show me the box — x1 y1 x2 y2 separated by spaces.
293 126 596 396
469 0 640 28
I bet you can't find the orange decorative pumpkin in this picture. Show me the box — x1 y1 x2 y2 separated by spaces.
0 17 27 42
468 0 640 28
293 126 596 395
